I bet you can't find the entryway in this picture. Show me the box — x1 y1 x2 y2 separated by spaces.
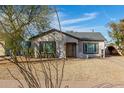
66 43 76 58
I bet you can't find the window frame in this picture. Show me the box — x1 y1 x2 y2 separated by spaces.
39 41 56 54
83 42 99 54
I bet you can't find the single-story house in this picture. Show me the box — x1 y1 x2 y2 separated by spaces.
29 29 106 58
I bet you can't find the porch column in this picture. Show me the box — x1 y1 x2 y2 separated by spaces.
33 42 39 58
76 43 78 58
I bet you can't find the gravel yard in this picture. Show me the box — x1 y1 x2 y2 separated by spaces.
0 56 124 87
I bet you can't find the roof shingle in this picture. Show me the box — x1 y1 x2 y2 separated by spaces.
65 31 106 41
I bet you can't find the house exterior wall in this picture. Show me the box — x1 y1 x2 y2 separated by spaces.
0 41 5 56
31 31 105 58
78 41 105 58
31 31 78 58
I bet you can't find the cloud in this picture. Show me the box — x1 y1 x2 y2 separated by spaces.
110 17 116 21
61 12 98 26
50 11 110 41
51 12 98 31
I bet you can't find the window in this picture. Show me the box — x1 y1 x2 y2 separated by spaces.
26 41 31 48
39 41 56 54
83 43 99 54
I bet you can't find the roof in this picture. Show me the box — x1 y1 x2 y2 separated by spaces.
29 29 106 41
29 29 79 40
66 31 106 41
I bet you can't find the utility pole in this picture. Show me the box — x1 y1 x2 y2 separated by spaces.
92 29 95 32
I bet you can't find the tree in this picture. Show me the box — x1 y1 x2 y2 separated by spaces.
108 19 124 54
0 5 66 88
0 6 52 50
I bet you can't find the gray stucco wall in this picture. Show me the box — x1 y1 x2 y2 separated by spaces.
78 41 105 58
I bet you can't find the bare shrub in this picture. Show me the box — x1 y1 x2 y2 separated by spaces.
0 5 66 88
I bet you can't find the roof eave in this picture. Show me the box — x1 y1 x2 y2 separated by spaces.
29 29 80 41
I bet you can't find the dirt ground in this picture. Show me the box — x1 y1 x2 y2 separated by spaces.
1 56 124 87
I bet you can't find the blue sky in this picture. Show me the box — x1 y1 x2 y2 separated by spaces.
52 5 124 41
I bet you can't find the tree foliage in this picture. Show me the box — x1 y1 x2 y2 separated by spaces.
109 19 124 54
0 5 52 50
0 6 66 88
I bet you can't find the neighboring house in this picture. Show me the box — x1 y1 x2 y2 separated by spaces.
0 40 5 56
30 29 106 58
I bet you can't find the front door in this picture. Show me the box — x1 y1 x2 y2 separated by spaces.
66 43 76 58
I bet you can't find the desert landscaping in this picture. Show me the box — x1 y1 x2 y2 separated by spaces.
0 56 124 87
